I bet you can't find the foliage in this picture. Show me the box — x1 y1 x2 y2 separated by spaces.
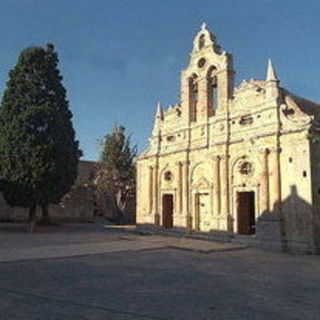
95 125 136 223
0 44 81 224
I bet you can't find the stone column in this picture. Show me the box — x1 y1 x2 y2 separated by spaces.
220 155 229 216
258 147 284 252
149 166 153 213
153 162 159 225
136 163 140 218
183 160 191 230
260 149 269 214
269 148 281 212
213 156 221 215
177 162 183 214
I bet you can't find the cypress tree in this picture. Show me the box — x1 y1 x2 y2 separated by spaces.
0 44 81 228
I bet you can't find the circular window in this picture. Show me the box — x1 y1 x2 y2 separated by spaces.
164 171 173 182
239 162 253 175
198 58 206 68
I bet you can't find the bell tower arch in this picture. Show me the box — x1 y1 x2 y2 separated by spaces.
181 23 235 124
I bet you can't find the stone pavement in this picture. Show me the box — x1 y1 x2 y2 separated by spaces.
0 223 245 262
0 223 320 320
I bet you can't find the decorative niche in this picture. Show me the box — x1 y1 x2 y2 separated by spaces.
166 135 175 142
164 171 173 182
239 115 254 126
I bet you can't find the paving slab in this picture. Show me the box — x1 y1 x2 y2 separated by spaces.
0 223 245 262
167 238 246 253
0 247 319 320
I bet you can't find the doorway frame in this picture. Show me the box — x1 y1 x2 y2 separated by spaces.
162 193 174 228
232 185 260 234
236 191 256 235
160 190 176 228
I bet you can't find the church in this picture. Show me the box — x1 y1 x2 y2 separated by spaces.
136 24 320 253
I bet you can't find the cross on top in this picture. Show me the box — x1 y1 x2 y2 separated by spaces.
201 22 207 30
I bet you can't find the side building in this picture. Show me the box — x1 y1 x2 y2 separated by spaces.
136 24 320 253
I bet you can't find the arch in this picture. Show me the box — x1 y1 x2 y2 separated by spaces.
206 65 217 77
199 34 205 49
159 164 170 185
189 74 198 122
230 154 259 186
190 161 204 185
230 155 248 178
207 66 218 114
190 161 213 188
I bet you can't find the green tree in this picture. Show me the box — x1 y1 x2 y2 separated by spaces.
95 125 136 223
0 44 81 229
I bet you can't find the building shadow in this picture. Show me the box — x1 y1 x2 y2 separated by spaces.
137 185 320 254
256 185 319 254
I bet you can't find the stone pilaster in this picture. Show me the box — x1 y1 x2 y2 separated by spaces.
260 148 269 214
256 147 283 251
177 161 183 214
269 148 281 212
183 160 191 230
153 162 159 224
220 155 229 216
149 166 153 213
181 73 191 125
213 156 221 215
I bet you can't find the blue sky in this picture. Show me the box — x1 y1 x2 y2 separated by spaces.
0 0 319 160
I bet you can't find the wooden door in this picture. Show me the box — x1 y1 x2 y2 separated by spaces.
162 194 173 228
237 192 255 235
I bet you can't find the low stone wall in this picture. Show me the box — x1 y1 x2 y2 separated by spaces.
0 185 95 223
0 160 136 224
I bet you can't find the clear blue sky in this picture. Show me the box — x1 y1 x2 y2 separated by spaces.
0 0 319 160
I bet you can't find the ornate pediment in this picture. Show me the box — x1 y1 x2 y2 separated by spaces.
280 93 313 126
192 176 210 189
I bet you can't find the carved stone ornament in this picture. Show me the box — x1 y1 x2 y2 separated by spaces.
164 171 173 182
238 161 253 176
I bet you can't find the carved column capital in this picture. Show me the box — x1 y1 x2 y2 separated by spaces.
269 147 281 154
213 155 221 161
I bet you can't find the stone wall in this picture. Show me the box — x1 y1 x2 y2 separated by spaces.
0 160 97 222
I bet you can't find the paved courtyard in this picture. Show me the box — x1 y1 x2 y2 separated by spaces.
0 223 319 319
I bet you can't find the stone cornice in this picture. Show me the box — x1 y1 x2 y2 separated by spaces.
137 126 309 162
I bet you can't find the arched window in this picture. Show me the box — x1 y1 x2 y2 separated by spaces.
189 75 198 122
199 34 205 49
207 67 218 115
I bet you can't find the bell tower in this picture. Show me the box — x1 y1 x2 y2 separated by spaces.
181 23 234 124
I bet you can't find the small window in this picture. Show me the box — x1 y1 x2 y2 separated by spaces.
303 171 307 177
199 34 205 49
198 58 206 68
239 116 253 126
289 157 293 163
239 162 253 175
164 171 173 182
166 135 175 142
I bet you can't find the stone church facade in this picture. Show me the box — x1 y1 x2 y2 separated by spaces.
136 24 320 253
